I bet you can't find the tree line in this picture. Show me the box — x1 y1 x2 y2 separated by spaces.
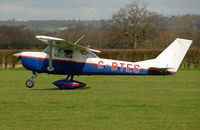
0 26 45 49
0 0 200 49
53 13 200 49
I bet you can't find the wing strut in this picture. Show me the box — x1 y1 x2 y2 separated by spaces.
47 41 54 71
74 35 85 44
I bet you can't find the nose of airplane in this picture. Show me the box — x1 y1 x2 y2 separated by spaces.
13 52 22 57
13 52 22 62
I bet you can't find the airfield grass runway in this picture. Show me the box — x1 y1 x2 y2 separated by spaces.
0 68 200 129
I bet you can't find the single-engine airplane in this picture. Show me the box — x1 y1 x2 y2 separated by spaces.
14 36 192 89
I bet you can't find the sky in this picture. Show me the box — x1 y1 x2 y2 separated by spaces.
0 0 199 20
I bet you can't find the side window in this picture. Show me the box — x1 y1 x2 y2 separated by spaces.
80 50 98 59
55 48 73 58
64 50 73 58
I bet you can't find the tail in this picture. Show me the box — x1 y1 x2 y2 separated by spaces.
153 38 192 73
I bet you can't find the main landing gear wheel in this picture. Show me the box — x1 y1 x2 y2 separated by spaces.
53 74 86 89
25 72 37 88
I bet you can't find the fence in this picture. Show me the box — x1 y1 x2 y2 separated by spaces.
98 49 200 69
0 49 199 69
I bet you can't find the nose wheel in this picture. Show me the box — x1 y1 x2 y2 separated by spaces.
26 79 34 88
25 72 37 88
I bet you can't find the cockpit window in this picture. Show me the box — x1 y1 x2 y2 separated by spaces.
55 48 73 58
80 50 98 59
43 47 49 54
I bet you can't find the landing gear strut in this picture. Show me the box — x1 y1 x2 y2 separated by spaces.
25 72 37 88
66 74 74 81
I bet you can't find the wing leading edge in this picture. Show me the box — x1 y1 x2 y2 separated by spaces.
36 35 101 53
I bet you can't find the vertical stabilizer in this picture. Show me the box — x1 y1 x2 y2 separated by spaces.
155 38 192 72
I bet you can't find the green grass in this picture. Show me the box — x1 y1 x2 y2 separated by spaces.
0 69 200 130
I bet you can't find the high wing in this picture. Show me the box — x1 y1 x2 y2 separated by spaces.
36 35 100 53
36 35 100 71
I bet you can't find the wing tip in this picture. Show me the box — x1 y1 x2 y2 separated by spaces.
88 48 101 53
36 35 65 41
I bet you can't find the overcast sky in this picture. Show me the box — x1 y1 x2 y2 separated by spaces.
0 0 199 20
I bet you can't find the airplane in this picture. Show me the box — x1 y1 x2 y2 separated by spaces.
14 36 192 89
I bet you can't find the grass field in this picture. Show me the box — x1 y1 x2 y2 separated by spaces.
0 69 200 130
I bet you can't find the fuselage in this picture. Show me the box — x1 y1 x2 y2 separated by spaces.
14 36 192 89
20 51 176 75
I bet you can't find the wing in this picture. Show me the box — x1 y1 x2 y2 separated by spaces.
36 35 100 71
36 35 100 53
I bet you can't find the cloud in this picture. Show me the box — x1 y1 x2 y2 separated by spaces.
0 1 119 20
0 3 24 14
0 0 199 20
146 0 200 15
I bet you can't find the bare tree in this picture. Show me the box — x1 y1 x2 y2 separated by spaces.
113 0 153 49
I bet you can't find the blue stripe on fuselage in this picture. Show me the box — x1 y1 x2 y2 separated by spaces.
21 56 175 75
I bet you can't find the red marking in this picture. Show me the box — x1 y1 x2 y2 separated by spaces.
21 55 97 65
98 61 104 69
112 62 118 71
134 65 140 73
167 71 176 73
105 64 110 67
54 82 86 87
140 68 147 70
120 63 125 71
22 55 45 60
126 64 132 72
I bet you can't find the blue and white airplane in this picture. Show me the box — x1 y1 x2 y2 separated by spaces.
14 36 192 89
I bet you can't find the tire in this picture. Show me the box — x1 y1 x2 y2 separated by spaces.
25 79 34 88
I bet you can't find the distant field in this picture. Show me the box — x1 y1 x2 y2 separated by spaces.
0 69 200 129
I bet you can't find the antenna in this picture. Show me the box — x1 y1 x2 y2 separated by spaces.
74 35 85 44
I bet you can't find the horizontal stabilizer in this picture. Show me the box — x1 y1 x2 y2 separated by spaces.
148 67 175 73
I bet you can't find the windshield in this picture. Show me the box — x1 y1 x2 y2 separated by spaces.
43 47 49 54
